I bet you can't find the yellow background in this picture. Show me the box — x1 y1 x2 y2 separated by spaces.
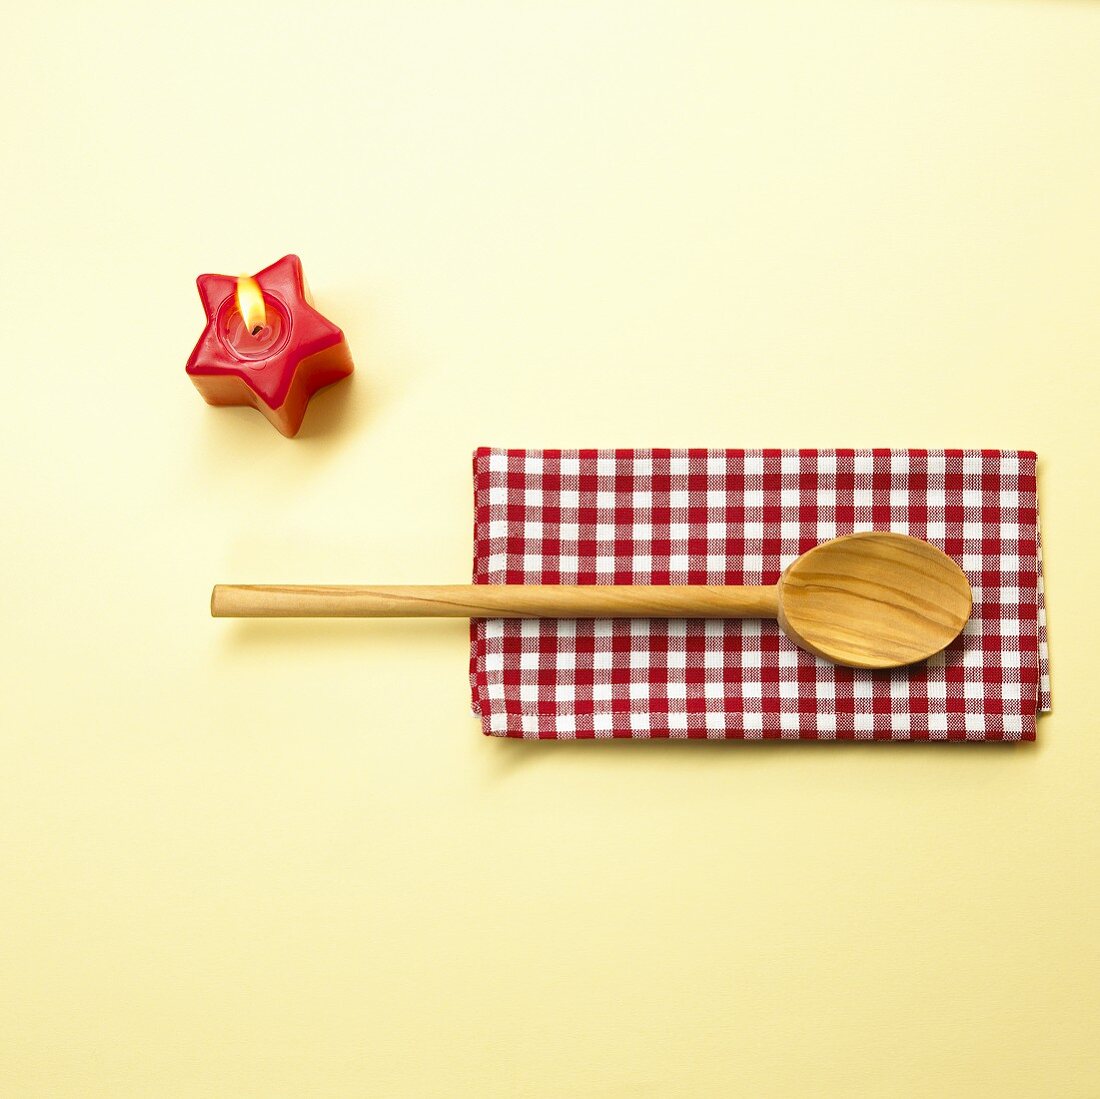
2 1 1098 1095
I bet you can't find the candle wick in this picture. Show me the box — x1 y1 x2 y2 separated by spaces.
251 326 262 337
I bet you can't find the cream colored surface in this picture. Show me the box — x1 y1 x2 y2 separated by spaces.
1 1 1098 1095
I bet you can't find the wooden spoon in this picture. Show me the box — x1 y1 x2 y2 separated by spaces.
211 531 972 669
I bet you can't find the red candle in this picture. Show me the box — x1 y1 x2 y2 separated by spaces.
186 254 353 437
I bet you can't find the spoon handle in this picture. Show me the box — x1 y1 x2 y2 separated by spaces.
211 583 781 620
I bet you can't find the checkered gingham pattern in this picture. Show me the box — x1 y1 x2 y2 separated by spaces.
469 449 1050 741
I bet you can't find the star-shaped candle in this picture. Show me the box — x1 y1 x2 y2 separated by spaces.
186 254 353 437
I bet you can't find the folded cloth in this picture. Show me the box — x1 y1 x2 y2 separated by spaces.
470 449 1049 741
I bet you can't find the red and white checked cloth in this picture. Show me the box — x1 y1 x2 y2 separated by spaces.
469 449 1050 741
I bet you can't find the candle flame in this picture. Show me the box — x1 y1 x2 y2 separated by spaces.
236 275 266 334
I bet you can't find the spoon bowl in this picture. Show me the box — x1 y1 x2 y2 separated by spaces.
776 531 972 669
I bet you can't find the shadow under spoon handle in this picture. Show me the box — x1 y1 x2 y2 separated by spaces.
210 584 781 620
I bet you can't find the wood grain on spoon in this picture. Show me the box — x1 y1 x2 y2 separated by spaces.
776 532 972 669
211 532 972 670
210 583 780 619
